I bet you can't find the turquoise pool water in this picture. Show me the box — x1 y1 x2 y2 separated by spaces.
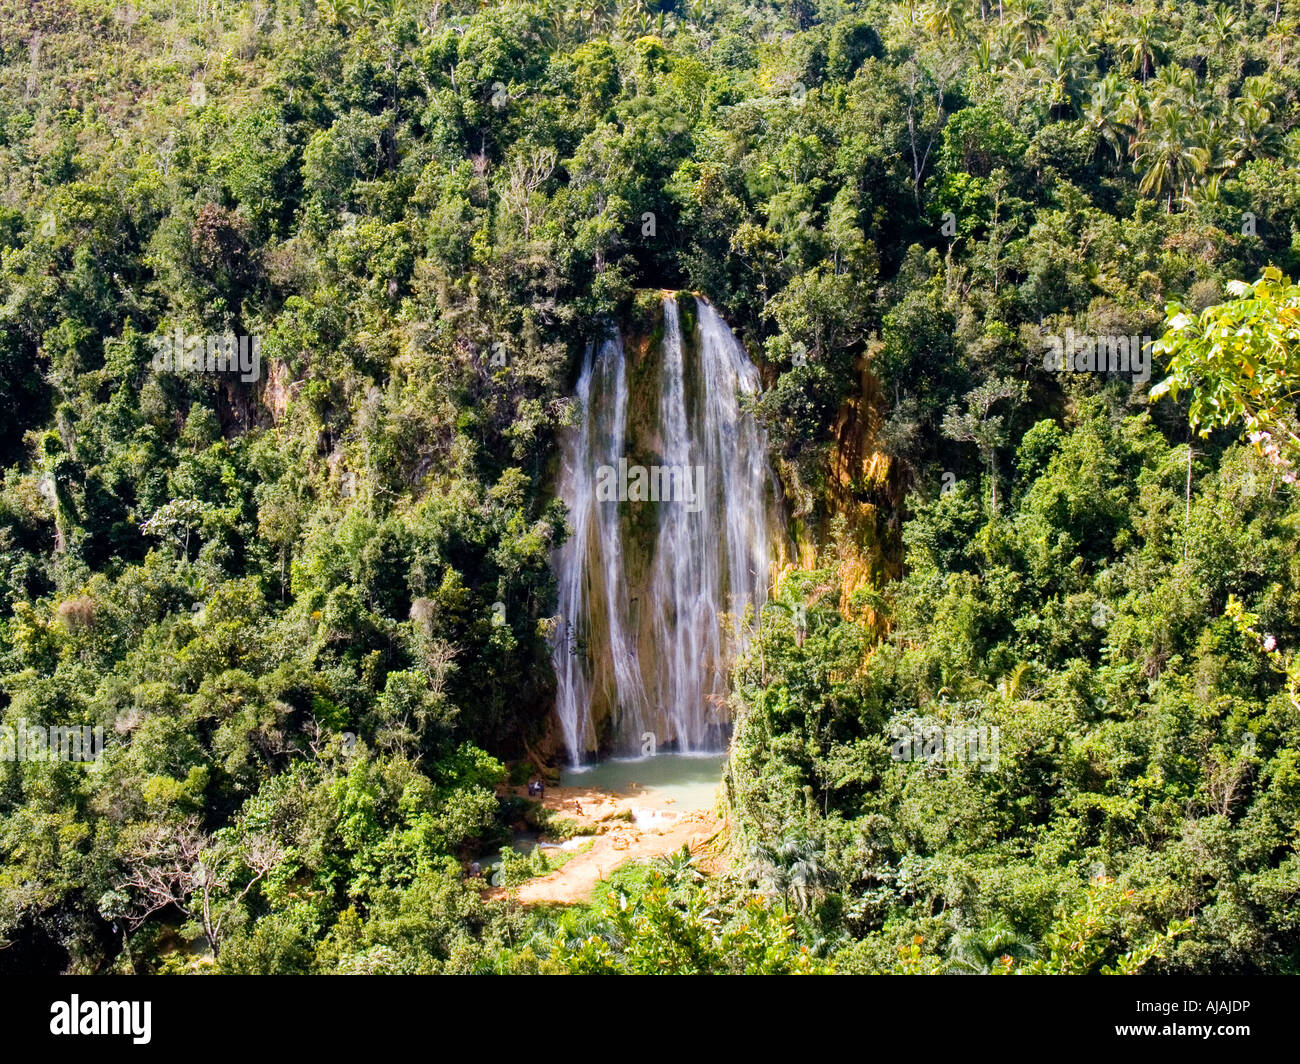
560 752 727 811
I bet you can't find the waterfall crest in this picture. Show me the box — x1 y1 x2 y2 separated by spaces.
550 295 779 764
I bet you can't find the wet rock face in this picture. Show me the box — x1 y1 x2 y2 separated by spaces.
551 293 787 762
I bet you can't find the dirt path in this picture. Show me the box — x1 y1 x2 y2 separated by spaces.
485 781 725 906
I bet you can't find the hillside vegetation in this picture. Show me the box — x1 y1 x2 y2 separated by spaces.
0 0 1297 972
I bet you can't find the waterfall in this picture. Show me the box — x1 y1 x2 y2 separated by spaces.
551 332 647 760
550 295 778 764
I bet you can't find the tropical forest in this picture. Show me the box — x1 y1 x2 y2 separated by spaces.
0 0 1298 979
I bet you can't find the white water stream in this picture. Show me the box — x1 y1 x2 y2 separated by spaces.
550 296 777 763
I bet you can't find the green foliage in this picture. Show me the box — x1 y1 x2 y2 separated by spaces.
1153 267 1300 479
0 0 1297 976
729 397 1300 974
552 873 829 974
1011 879 1192 975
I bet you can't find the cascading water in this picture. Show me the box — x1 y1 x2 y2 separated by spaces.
550 295 779 765
551 332 647 759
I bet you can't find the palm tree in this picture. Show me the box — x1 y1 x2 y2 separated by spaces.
1201 2 1243 58
1084 71 1130 162
1000 54 1046 118
1190 112 1232 180
550 908 594 953
652 10 676 36
924 0 970 40
655 845 705 892
1192 170 1225 209
1038 31 1096 115
746 835 836 913
316 0 353 27
997 661 1033 700
1119 15 1168 82
1229 97 1282 165
614 0 647 37
1004 0 1047 54
1133 104 1210 211
946 921 1038 973
1115 82 1149 151
580 0 617 33
1147 63 1195 111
